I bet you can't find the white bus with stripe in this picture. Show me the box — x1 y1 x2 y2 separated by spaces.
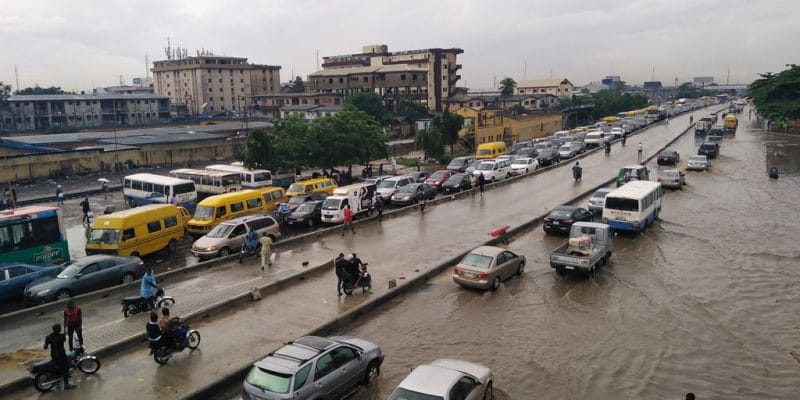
601 181 663 232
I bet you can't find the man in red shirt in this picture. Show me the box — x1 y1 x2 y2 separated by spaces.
341 205 355 236
63 300 83 351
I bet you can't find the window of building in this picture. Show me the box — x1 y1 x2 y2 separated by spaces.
338 77 343 83
328 78 333 84
400 74 406 81
334 98 340 105
218 69 222 73
166 83 170 88
240 79 244 83
220 88 223 92
239 69 244 74
240 88 244 92
209 88 212 92
363 77 368 82
167 92 171 96
302 99 308 104
443 76 447 81
443 88 448 93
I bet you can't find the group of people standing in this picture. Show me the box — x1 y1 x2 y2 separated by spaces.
42 299 84 390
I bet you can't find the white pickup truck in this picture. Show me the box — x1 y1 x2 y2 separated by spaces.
549 222 613 276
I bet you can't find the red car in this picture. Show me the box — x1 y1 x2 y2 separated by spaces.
425 170 455 189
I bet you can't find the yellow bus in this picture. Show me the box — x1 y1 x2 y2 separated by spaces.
286 178 338 197
86 204 190 257
602 116 620 125
475 141 508 160
187 188 286 236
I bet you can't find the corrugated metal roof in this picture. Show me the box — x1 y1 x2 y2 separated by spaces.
8 94 169 101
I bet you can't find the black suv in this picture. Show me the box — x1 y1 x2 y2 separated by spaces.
657 149 680 166
698 142 719 159
543 206 593 234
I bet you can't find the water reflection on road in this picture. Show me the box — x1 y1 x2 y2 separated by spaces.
344 111 800 399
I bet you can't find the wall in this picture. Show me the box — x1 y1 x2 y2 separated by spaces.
0 139 237 183
503 113 563 142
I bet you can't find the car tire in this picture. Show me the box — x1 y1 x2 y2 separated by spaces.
167 239 178 254
122 272 136 284
516 261 525 277
491 177 496 183
55 289 71 301
218 247 231 257
491 277 501 291
306 219 314 228
484 381 493 400
363 360 380 385
130 252 140 258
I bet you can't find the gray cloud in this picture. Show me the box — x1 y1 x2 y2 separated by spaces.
2 0 797 91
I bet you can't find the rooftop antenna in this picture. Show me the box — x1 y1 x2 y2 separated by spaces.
316 49 319 70
165 37 172 60
145 54 149 78
726 65 730 85
493 75 496 89
524 60 527 80
652 66 655 81
14 64 20 93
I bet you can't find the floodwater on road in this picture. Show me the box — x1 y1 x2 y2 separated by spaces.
343 113 800 399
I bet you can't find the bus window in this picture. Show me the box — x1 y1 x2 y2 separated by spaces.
147 221 162 234
215 207 227 218
122 229 135 241
246 198 262 209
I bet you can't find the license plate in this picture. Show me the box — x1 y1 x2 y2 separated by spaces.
464 272 475 279
565 266 574 270
288 221 294 225
552 221 559 225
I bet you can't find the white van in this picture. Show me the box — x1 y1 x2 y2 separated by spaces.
472 159 511 182
583 131 606 148
320 183 377 224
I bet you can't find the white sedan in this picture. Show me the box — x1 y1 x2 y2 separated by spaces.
509 157 538 175
388 359 494 400
686 155 709 171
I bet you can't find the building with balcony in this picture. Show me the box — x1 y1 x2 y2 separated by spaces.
151 55 281 116
516 79 574 98
1 94 170 132
279 105 343 122
307 44 463 112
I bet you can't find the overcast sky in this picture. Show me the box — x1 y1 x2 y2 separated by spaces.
2 0 798 92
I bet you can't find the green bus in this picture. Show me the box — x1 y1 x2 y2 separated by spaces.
0 206 70 265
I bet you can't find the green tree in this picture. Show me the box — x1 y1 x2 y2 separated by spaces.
306 107 388 169
589 90 648 120
0 81 12 131
396 99 428 120
344 91 393 125
499 77 516 96
438 108 464 154
749 64 800 126
15 85 71 95
674 82 713 99
290 76 305 93
241 128 277 171
416 122 444 160
509 103 526 114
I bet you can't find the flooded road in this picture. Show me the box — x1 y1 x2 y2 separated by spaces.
343 111 800 399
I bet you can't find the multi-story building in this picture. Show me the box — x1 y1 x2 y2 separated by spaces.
151 55 281 116
0 94 170 132
307 44 463 112
251 93 344 118
516 79 574 98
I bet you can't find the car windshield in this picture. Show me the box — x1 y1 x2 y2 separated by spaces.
512 160 529 166
548 210 573 218
689 156 706 162
700 144 715 149
430 171 448 179
662 171 680 178
660 151 675 157
388 387 444 400
476 163 494 171
288 196 306 205
288 183 305 193
448 174 465 182
377 181 396 189
57 262 86 279
207 223 235 238
460 252 493 269
447 159 463 168
476 149 492 155
559 145 571 151
87 228 119 244
245 366 291 394
194 206 214 220
396 185 416 194
296 203 316 213
322 198 341 211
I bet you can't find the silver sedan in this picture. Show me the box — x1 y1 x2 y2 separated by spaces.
388 358 494 400
453 246 525 291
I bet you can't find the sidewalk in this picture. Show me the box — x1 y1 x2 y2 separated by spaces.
3 111 705 399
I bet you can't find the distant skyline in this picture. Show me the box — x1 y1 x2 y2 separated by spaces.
2 0 797 93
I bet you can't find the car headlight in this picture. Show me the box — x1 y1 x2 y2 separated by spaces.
37 289 51 296
205 246 216 251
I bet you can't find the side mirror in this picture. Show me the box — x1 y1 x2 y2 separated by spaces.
75 273 82 279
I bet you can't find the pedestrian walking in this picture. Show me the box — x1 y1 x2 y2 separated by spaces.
44 324 75 389
390 157 397 175
378 163 384 176
63 300 83 351
469 174 477 196
689 115 694 124
416 158 421 172
259 232 273 271
102 181 109 200
374 196 384 222
637 143 643 162
334 253 349 296
341 205 355 235
418 195 426 214
80 197 91 225
477 173 486 196
56 185 64 205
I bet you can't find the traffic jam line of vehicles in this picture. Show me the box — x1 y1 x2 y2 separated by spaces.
0 99 732 397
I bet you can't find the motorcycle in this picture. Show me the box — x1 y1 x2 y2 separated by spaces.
239 240 261 263
29 347 101 392
573 168 582 182
151 319 201 364
342 263 372 294
121 288 175 318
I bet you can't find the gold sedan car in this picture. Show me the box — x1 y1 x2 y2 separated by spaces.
453 246 526 291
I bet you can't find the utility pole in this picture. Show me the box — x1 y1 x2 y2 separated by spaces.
524 60 527 80
652 66 655 81
315 49 319 70
726 65 730 85
14 64 20 93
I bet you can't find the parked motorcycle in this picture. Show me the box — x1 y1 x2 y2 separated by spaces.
121 288 175 318
29 347 100 392
151 320 201 364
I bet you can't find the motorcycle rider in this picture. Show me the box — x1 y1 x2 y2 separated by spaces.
140 267 158 310
239 229 259 263
335 253 352 296
44 324 75 390
160 307 188 347
572 162 583 181
146 311 163 353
